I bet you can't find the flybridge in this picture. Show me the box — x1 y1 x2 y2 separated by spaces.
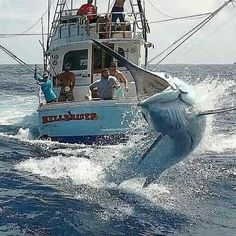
47 0 149 44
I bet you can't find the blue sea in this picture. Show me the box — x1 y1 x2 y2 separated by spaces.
0 64 236 236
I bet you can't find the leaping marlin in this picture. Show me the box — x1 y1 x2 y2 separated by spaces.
92 39 206 187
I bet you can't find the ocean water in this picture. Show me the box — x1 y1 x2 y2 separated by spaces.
0 64 236 236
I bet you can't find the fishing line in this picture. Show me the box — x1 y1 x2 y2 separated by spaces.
0 44 42 77
148 0 234 68
0 33 48 37
169 8 236 64
149 12 212 24
146 0 176 18
0 0 56 39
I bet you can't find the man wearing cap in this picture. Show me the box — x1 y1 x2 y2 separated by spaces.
89 68 120 100
58 63 75 102
109 62 128 97
34 68 57 104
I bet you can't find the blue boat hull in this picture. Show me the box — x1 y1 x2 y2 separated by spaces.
38 99 137 144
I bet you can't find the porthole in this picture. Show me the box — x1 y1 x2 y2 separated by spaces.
130 47 136 53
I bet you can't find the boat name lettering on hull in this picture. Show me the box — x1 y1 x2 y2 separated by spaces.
42 113 98 124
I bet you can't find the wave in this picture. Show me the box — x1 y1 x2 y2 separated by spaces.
0 67 235 213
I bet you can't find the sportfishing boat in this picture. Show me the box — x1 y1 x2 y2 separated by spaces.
0 0 233 184
37 0 151 144
34 0 233 145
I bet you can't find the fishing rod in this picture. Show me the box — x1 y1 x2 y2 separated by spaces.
39 40 58 77
41 17 47 71
0 43 43 77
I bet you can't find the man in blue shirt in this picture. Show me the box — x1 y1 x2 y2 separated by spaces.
89 68 120 100
34 69 57 103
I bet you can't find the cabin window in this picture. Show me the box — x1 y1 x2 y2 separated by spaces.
93 45 114 71
117 47 125 67
63 49 88 70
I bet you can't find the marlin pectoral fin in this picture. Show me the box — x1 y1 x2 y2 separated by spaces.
143 175 156 188
138 135 163 165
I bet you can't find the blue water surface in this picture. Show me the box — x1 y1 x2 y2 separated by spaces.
0 64 236 236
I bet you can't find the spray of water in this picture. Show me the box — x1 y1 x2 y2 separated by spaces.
0 74 234 218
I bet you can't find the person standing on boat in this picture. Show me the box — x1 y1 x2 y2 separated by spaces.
58 63 75 102
34 69 57 104
111 0 126 23
77 0 97 23
109 62 128 97
89 68 120 100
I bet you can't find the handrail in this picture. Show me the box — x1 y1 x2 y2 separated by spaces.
49 11 145 42
54 10 143 23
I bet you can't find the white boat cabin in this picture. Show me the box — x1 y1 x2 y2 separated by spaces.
44 1 147 103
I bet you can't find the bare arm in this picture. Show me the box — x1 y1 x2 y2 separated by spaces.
71 74 75 90
119 72 129 91
34 68 44 82
89 81 99 91
112 77 120 89
77 6 82 15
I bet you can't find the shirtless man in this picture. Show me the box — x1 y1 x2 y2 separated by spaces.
58 63 75 102
111 0 126 22
109 62 128 94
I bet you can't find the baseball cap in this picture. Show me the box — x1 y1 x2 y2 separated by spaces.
43 71 49 78
64 63 71 70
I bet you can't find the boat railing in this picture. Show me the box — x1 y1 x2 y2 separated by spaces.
50 10 145 44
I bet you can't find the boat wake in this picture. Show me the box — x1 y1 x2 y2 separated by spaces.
0 75 235 192
0 73 235 234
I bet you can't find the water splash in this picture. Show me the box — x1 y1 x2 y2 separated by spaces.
0 69 233 215
0 93 37 125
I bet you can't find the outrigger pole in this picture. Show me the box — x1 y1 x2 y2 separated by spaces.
47 0 51 52
0 44 42 76
136 0 150 68
149 0 235 67
39 40 57 77
41 18 47 71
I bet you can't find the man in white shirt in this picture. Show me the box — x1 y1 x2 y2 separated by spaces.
90 68 120 100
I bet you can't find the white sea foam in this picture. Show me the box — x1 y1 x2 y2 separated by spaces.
117 178 174 208
8 74 236 214
16 155 105 187
192 76 236 154
0 94 38 125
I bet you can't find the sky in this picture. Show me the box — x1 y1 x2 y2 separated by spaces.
0 0 235 64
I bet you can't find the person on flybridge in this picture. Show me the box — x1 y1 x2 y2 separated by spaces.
58 63 75 102
111 0 126 23
77 0 97 23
